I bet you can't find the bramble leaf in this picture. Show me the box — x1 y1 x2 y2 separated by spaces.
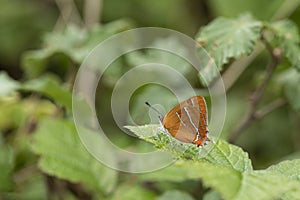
21 75 72 112
196 14 262 69
21 19 133 78
128 124 300 200
267 159 300 181
31 118 117 194
0 72 20 97
126 124 252 172
271 20 300 70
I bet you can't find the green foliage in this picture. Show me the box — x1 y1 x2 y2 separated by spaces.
31 118 117 195
1 174 47 200
21 75 72 112
196 14 262 69
110 183 157 200
195 14 300 87
278 69 300 111
0 72 20 97
156 190 195 200
128 125 300 200
126 37 193 77
2 1 300 199
271 20 300 70
267 159 300 180
0 71 72 112
126 125 252 172
0 135 14 192
21 19 134 78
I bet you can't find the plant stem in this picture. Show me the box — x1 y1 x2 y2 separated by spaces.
228 39 282 143
255 98 287 119
54 0 84 31
222 44 264 91
84 0 103 28
271 0 300 21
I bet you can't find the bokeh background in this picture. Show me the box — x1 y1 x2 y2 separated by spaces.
1 0 300 199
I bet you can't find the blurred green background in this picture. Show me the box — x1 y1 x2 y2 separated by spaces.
1 0 300 199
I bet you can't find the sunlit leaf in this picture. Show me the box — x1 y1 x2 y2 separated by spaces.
126 125 252 172
128 124 300 200
267 159 300 200
267 159 300 181
233 170 300 200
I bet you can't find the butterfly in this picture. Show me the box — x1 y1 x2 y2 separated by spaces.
146 96 210 147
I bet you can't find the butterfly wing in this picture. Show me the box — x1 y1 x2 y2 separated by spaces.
162 102 195 143
162 96 208 144
195 96 208 138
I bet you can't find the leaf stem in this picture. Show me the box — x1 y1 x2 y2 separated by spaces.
228 38 282 143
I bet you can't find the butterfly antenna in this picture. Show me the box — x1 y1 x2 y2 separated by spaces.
145 102 163 121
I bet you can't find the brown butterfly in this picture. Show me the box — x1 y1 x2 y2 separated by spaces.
146 96 210 147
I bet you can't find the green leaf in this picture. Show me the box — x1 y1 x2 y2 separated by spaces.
0 135 14 192
110 183 156 200
203 190 222 200
196 14 262 69
267 159 300 181
140 161 241 200
271 20 300 43
125 125 252 172
278 68 300 111
155 190 195 200
0 73 71 113
21 19 133 78
233 170 300 200
271 20 300 70
31 118 117 194
1 174 47 200
203 139 252 172
21 75 72 112
126 36 193 77
267 160 300 200
0 72 20 97
128 124 300 200
139 161 300 200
